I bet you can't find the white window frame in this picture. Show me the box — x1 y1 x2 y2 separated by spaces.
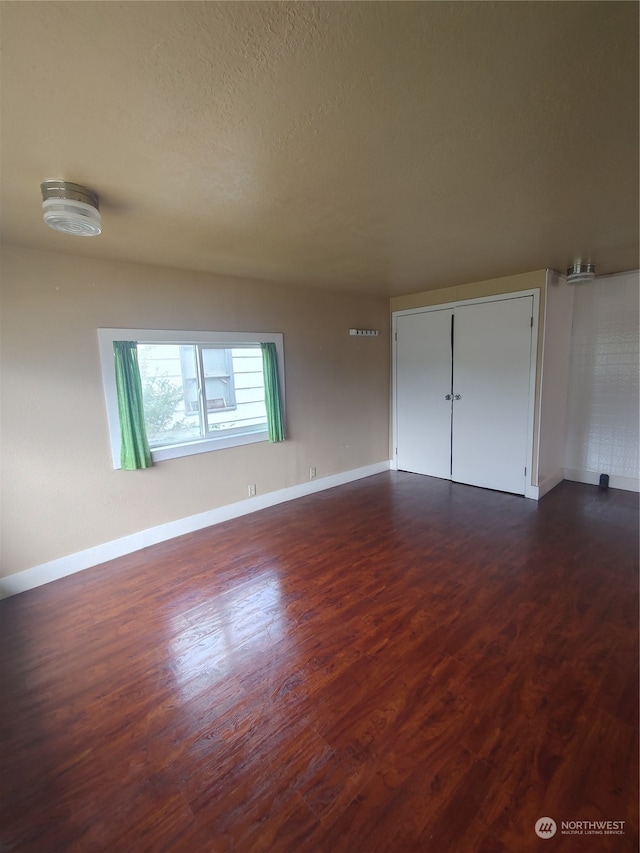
98 329 285 469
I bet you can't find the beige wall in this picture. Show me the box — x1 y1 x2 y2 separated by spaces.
389 270 547 313
1 246 390 577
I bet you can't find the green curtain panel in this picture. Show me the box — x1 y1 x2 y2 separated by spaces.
113 341 153 470
261 342 286 442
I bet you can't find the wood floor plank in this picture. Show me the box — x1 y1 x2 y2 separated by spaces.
1 473 637 851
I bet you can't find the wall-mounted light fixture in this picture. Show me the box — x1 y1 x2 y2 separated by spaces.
566 262 595 285
40 180 102 237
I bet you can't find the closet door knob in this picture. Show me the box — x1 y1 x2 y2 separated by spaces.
453 394 461 400
444 394 453 400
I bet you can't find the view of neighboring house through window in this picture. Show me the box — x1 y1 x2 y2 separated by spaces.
138 344 267 448
98 329 284 468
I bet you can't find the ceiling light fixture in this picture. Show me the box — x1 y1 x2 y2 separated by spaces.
40 180 102 237
566 262 595 285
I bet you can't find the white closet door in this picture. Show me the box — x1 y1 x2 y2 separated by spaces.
395 309 453 479
451 296 533 494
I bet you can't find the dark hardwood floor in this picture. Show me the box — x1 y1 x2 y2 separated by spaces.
1 472 638 852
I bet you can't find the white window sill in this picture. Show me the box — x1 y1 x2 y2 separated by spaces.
150 429 268 463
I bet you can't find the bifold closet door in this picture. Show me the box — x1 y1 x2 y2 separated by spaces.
451 296 533 495
395 309 452 479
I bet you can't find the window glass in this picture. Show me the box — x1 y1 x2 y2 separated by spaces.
138 344 267 448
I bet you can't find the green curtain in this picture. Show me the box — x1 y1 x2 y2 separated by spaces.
113 341 153 470
261 342 286 442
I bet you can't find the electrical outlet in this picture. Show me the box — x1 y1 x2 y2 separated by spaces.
248 483 256 497
309 467 316 480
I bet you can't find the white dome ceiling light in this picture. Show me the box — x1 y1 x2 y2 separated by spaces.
566 262 595 285
40 180 101 237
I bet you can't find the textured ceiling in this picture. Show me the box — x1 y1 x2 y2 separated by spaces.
1 1 638 297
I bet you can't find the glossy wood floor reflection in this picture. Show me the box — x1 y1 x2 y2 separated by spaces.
1 474 638 852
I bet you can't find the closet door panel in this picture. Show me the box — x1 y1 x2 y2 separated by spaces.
396 310 453 479
451 297 533 494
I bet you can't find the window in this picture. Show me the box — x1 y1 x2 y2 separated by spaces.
181 346 236 414
98 329 284 468
138 344 265 447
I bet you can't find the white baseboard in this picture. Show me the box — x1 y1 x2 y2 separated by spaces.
563 468 639 493
537 470 565 499
0 461 391 599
